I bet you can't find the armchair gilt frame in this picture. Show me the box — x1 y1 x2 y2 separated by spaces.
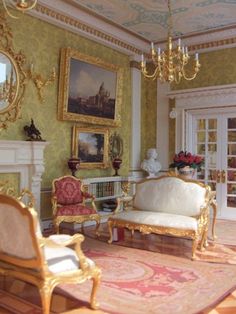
51 175 100 234
0 186 101 313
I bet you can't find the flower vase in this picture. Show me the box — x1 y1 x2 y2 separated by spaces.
178 166 195 179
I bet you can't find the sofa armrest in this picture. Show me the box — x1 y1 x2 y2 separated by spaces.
39 234 90 270
113 196 134 213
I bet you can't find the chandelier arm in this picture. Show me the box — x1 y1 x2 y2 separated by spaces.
16 0 37 12
181 64 201 81
141 65 160 81
173 69 182 84
2 0 19 18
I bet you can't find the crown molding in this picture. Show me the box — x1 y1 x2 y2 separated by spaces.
158 26 236 53
168 84 236 109
29 1 236 57
130 60 141 70
184 26 236 53
30 0 149 57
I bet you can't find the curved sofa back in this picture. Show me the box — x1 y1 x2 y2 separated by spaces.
133 176 207 217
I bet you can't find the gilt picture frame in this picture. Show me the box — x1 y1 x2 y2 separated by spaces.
58 48 123 127
72 126 109 169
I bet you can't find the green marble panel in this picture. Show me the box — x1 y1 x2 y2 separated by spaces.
0 173 20 194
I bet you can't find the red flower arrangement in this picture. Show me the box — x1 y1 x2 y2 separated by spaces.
170 151 204 171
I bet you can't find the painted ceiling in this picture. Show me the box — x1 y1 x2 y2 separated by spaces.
74 0 236 42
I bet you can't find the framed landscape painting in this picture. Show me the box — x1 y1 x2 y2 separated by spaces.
72 126 109 169
58 48 123 127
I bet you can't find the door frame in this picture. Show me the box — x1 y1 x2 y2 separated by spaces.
168 84 236 152
187 109 236 220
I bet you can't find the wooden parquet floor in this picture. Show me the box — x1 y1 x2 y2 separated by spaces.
206 290 236 314
0 221 236 314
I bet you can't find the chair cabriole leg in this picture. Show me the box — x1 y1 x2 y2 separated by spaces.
192 234 198 260
95 218 100 237
90 269 101 310
54 220 60 234
107 221 113 244
39 283 53 314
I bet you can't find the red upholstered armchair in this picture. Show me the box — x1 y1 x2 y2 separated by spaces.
52 176 100 235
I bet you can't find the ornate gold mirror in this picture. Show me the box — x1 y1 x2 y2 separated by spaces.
0 14 27 130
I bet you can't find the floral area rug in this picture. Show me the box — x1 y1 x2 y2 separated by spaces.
195 241 236 264
59 237 236 314
210 219 236 246
1 235 236 314
195 219 236 264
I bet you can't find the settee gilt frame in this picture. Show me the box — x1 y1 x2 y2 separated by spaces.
108 174 212 259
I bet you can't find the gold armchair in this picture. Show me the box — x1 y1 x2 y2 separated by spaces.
52 175 100 234
0 186 101 314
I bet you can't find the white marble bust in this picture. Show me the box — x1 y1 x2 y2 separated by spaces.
141 148 162 178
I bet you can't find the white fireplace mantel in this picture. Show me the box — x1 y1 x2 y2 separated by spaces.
0 140 49 217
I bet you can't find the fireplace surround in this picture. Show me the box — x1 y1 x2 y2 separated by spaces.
0 140 49 218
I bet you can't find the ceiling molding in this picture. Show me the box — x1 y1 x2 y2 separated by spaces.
168 84 236 109
32 0 149 57
130 60 141 70
29 1 236 57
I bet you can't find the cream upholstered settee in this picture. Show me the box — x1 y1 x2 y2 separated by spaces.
108 174 212 259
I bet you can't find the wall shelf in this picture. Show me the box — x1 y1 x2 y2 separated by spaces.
82 176 133 202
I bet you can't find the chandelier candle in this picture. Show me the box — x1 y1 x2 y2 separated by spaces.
140 0 201 83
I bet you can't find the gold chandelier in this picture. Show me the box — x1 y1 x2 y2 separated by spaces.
141 0 200 83
2 0 37 18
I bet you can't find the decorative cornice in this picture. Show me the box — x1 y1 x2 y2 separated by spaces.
156 26 236 53
130 60 141 70
168 84 236 109
64 0 149 43
189 37 236 52
35 3 143 56
168 84 236 98
31 2 236 56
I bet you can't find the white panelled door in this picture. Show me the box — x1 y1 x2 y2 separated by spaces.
187 108 236 220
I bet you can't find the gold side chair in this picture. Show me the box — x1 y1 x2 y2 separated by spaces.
0 185 101 314
52 175 100 235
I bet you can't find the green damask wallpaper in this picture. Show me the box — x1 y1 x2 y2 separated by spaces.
141 64 157 161
0 9 131 218
168 99 176 164
172 48 236 90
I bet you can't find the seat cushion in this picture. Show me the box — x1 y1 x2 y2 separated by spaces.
44 244 95 274
110 210 198 231
56 204 97 216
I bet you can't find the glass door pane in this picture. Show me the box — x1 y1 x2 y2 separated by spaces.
189 110 236 219
195 118 217 192
227 118 236 208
